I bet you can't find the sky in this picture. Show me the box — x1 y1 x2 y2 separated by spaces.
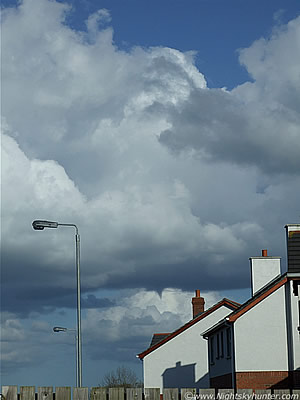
1 0 300 388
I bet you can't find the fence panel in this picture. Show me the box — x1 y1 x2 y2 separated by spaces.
20 387 35 400
3 386 300 399
144 388 160 400
218 389 234 396
1 386 18 400
254 390 271 396
181 389 197 400
38 387 53 400
274 390 291 398
90 388 107 400
199 389 215 399
126 388 142 400
236 389 252 396
56 387 71 400
109 388 124 400
163 389 178 400
73 388 88 400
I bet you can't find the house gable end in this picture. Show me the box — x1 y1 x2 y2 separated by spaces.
228 276 288 322
137 299 240 360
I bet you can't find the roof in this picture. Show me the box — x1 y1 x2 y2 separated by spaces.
202 273 295 338
150 333 171 347
137 298 240 360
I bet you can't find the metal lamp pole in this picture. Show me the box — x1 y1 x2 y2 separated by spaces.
53 327 78 387
32 220 82 387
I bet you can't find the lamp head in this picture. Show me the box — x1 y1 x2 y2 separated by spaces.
32 220 58 230
53 326 67 332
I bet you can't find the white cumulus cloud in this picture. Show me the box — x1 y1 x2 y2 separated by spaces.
1 0 300 378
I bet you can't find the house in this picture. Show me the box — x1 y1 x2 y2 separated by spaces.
137 292 240 392
202 224 300 390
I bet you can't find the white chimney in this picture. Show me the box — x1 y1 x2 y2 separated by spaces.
250 249 281 296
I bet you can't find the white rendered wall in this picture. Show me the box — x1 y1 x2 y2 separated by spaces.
143 306 233 392
289 280 300 370
235 285 288 371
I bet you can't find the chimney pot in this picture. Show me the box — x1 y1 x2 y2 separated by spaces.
262 249 268 257
195 289 200 298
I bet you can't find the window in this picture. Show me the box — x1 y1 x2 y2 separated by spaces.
226 327 231 358
220 331 224 358
216 332 224 359
298 299 300 334
209 336 214 364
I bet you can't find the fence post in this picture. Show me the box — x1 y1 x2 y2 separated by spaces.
2 386 18 400
56 387 71 400
126 388 142 400
144 388 160 400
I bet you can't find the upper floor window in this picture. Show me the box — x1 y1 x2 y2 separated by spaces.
216 331 224 359
220 330 224 358
209 336 214 364
226 327 231 358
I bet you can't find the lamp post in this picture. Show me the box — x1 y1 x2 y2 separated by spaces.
53 326 78 387
32 220 82 387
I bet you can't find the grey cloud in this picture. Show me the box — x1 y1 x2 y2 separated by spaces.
159 85 300 174
82 295 115 309
2 1 300 384
1 1 300 379
1 249 115 317
159 17 300 175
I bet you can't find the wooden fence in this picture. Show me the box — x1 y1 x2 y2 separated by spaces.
1 387 300 400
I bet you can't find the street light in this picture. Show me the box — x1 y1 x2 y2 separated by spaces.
32 220 59 229
32 220 82 387
53 326 78 386
53 326 72 333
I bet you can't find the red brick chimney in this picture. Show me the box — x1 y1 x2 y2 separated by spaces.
192 290 205 318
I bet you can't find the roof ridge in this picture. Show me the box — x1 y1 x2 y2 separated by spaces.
221 297 241 307
153 332 171 335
